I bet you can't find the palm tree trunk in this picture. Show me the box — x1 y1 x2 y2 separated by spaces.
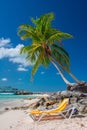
69 72 82 84
51 60 73 85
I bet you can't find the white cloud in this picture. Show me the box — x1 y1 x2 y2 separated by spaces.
0 38 11 47
0 38 32 67
1 78 8 81
9 56 31 67
41 72 45 75
17 65 28 71
0 44 24 59
18 78 22 80
8 69 11 71
56 72 60 75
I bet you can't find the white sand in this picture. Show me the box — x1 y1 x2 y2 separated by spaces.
0 98 87 130
0 110 87 130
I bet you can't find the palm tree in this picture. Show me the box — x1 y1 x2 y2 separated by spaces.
18 12 80 85
51 43 82 84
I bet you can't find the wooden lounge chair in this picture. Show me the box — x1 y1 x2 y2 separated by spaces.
28 98 76 122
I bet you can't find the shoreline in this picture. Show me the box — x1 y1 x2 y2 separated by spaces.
0 98 87 130
0 92 87 130
0 98 39 115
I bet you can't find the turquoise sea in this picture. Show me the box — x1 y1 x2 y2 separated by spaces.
0 93 36 101
0 93 37 114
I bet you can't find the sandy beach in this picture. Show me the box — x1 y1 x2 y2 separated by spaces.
0 98 87 130
0 109 87 130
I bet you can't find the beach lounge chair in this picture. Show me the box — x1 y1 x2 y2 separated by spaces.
28 98 76 122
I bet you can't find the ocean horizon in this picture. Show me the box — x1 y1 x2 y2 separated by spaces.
0 93 37 101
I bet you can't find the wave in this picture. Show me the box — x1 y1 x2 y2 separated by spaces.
0 93 15 95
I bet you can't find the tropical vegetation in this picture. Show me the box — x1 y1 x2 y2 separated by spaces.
18 12 81 86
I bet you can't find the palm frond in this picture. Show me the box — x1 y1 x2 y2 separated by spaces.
20 45 34 54
42 55 50 67
18 24 41 41
31 53 42 77
52 44 70 57
31 13 54 36
47 29 73 43
52 49 70 72
52 44 70 72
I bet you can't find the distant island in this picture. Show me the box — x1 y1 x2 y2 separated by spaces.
0 86 33 95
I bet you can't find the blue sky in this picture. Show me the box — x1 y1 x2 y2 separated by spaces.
0 0 87 92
